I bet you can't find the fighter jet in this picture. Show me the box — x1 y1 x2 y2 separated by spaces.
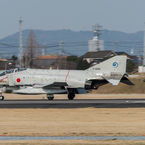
0 55 133 100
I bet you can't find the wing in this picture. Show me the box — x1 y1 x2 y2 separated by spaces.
33 82 68 88
65 86 87 94
33 82 87 94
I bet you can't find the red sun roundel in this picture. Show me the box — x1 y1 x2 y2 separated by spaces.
16 78 21 83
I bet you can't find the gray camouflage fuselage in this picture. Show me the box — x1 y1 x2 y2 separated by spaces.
0 56 129 96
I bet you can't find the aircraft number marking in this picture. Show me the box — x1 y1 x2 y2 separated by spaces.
93 68 100 70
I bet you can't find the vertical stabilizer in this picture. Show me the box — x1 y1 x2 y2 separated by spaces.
87 55 127 73
87 56 127 85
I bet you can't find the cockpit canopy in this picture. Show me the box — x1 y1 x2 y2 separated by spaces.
0 68 27 76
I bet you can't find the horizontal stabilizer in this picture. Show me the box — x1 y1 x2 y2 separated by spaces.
105 79 121 85
120 77 134 85
102 72 123 85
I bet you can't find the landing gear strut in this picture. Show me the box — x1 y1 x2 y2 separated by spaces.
68 93 75 100
46 94 54 100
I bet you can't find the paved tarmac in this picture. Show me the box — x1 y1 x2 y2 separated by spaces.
0 98 145 108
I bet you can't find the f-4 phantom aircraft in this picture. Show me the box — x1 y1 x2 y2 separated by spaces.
0 55 133 100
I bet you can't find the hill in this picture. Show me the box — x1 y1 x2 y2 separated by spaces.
0 29 143 58
92 76 145 94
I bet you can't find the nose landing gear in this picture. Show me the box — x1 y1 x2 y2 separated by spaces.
0 89 4 100
0 96 4 100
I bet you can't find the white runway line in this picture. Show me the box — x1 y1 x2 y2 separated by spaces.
131 101 145 103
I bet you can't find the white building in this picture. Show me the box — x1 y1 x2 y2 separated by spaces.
138 66 145 73
88 36 104 52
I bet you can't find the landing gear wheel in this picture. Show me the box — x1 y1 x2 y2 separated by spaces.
68 93 75 100
47 97 54 100
2 96 4 100
0 96 4 100
46 94 54 100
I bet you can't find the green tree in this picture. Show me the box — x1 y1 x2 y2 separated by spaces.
67 55 89 70
126 60 135 72
10 55 18 66
77 58 89 70
66 55 78 62
11 55 17 60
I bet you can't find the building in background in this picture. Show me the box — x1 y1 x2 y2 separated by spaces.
82 50 115 64
32 54 66 69
82 50 138 69
88 24 104 52
88 36 104 52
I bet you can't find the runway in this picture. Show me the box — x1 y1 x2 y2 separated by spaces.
0 98 145 108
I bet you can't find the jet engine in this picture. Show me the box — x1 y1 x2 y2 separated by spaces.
85 80 108 90
85 80 93 90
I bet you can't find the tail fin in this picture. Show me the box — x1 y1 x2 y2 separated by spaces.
87 55 127 73
87 55 127 85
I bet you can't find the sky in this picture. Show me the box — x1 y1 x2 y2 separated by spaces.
1 0 145 39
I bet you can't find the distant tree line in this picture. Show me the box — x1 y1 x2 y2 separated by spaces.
66 55 89 70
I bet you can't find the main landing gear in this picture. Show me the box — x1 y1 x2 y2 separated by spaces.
46 94 54 100
46 93 76 100
0 89 4 100
68 93 75 100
